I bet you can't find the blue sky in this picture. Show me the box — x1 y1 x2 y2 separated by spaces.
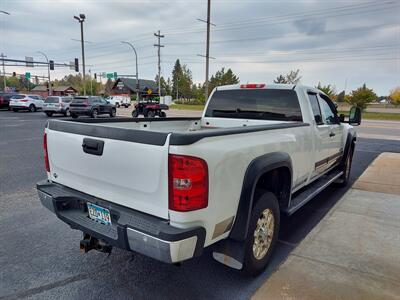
1 0 399 95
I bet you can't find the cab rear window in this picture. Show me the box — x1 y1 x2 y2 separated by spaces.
205 89 302 122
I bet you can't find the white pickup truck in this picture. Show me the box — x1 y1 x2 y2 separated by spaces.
37 83 361 275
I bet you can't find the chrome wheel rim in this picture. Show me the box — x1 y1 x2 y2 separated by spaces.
253 208 275 260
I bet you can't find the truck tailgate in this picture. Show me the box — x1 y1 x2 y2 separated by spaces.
46 127 170 219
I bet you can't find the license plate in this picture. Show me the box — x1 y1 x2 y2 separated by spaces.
87 203 112 225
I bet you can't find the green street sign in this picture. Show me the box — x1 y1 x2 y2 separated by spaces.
25 72 31 79
113 72 118 79
106 73 113 79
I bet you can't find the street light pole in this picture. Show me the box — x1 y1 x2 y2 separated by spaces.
74 14 86 96
37 51 52 96
121 41 139 101
1 11 10 91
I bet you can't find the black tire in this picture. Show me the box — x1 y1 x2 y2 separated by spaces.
64 109 70 117
45 112 53 117
116 102 120 108
110 108 116 117
29 104 36 112
147 110 155 118
91 108 99 118
242 191 280 276
132 110 139 117
12 108 18 112
160 111 167 118
336 147 354 187
71 113 78 119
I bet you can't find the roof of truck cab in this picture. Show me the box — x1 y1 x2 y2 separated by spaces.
214 83 325 96
215 83 309 91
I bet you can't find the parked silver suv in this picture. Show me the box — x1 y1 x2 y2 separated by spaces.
43 96 73 117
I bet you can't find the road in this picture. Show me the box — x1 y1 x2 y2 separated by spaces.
0 110 399 300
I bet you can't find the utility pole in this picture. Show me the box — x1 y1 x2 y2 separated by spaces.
1 53 6 91
121 41 140 101
197 0 215 101
205 0 211 100
74 14 86 95
89 69 93 95
37 51 52 96
154 30 164 103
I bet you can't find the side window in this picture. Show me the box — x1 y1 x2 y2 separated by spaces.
319 96 337 125
307 93 322 124
30 96 38 100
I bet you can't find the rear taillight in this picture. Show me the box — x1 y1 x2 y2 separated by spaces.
240 83 266 89
20 99 29 102
169 154 208 212
43 132 50 172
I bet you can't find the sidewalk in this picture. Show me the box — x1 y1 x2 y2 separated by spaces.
253 152 400 300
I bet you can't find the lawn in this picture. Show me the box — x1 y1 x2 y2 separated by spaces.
338 111 400 121
170 104 205 111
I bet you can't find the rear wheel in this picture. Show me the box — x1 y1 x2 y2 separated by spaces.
132 110 139 117
116 102 120 108
243 191 280 276
91 108 99 118
110 108 116 117
160 111 167 118
64 109 70 117
29 104 36 112
45 112 53 117
71 113 78 119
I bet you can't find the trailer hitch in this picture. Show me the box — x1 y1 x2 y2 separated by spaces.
80 234 112 254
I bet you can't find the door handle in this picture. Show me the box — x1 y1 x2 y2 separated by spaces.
329 132 336 137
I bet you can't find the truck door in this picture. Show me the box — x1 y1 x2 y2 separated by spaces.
307 92 331 177
318 94 344 168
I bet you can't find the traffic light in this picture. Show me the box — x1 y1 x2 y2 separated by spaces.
49 60 54 71
74 58 79 72
12 72 16 77
94 73 97 80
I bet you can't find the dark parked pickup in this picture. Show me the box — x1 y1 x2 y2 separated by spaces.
0 92 18 110
69 96 116 119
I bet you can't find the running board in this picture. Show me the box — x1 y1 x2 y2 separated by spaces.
286 170 344 215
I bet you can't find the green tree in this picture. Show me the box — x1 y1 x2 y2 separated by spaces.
316 82 337 100
154 75 171 96
208 67 240 96
274 69 301 84
171 59 183 99
347 83 377 110
389 87 400 107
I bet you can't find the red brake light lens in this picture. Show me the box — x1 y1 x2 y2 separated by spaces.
20 99 29 102
240 83 266 89
44 132 50 172
169 154 208 212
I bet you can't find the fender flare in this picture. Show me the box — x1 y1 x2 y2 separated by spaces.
229 152 293 242
339 131 357 168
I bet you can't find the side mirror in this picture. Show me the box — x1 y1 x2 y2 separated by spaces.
349 106 361 126
315 115 322 124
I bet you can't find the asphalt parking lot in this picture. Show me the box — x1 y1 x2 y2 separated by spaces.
1 110 399 300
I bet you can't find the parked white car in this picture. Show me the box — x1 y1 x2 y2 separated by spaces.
106 95 131 108
10 94 45 112
43 96 73 117
38 83 361 275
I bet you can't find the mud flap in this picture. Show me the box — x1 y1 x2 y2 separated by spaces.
212 239 245 270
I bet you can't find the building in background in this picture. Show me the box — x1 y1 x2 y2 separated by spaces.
111 78 160 98
31 85 77 97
